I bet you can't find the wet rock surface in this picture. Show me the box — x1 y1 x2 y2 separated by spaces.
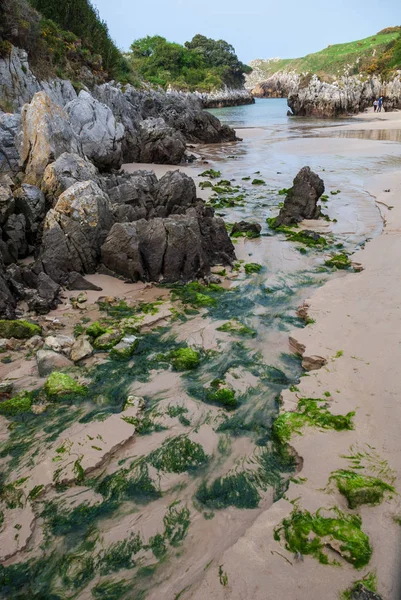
274 166 324 226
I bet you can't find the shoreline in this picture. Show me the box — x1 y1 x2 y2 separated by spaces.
186 117 401 598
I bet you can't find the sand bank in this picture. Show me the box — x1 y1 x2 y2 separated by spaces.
187 124 401 599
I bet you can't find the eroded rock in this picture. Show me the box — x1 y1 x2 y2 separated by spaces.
274 167 324 226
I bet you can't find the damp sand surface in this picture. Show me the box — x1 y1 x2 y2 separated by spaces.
2 109 401 600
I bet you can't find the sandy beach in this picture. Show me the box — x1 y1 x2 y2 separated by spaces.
185 118 401 600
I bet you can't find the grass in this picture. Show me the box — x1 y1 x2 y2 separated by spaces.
275 506 372 568
252 31 400 80
272 397 355 444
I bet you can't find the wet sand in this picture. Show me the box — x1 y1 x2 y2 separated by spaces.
187 120 401 599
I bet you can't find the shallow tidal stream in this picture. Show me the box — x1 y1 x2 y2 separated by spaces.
1 99 401 600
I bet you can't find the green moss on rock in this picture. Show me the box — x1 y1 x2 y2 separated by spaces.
0 392 32 416
205 380 238 409
0 320 41 339
168 347 200 371
330 469 395 509
275 507 372 569
85 321 108 339
244 263 262 274
92 329 123 351
216 320 256 337
325 253 351 269
44 372 87 398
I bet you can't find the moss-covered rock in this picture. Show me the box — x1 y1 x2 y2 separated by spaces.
325 253 351 269
168 347 200 371
44 372 87 398
330 469 395 509
109 336 139 360
205 380 238 409
0 392 33 416
244 263 262 274
0 320 41 339
85 321 108 339
93 329 122 351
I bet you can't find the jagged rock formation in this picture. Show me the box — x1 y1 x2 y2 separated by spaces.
274 167 324 226
193 89 255 108
288 73 401 117
251 72 300 98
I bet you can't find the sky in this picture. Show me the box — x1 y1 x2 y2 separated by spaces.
92 0 401 63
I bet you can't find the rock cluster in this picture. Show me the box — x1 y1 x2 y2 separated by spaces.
274 167 324 226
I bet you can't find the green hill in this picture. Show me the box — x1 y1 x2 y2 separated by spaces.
251 28 401 81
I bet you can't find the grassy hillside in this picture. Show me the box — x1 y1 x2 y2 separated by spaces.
251 28 401 81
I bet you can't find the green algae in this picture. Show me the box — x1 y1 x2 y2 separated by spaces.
44 372 87 398
148 435 209 473
252 179 265 185
242 176 251 181
109 336 139 360
93 329 123 351
216 320 256 337
0 319 41 339
244 263 262 274
275 507 372 568
341 572 379 600
170 281 225 308
278 188 290 195
199 169 221 178
92 579 131 599
231 229 260 239
165 347 201 371
272 398 355 444
86 321 108 339
197 472 261 509
205 381 238 409
0 391 32 416
325 253 352 269
329 469 395 509
199 180 212 189
99 533 143 574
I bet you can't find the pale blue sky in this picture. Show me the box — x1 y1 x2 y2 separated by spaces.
92 0 401 63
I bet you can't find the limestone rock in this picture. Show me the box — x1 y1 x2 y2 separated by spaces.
155 170 197 217
70 334 93 362
231 221 262 236
275 167 324 226
44 335 74 355
0 183 15 225
26 272 60 314
18 91 81 186
0 112 21 175
13 184 46 243
41 152 99 204
65 90 124 171
36 349 73 377
138 117 186 164
3 213 28 257
104 169 158 222
67 272 102 291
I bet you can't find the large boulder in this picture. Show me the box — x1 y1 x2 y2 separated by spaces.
41 152 100 204
37 180 114 281
18 92 81 185
3 213 28 257
138 118 186 164
13 184 46 244
65 91 124 171
103 169 158 222
101 212 235 283
274 167 324 227
154 170 196 217
0 112 21 175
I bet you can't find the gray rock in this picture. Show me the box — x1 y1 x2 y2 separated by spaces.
13 184 46 243
26 272 60 314
24 335 44 351
38 180 114 282
110 335 138 359
0 256 16 319
101 211 235 283
44 335 74 355
103 169 157 222
0 184 15 225
67 272 102 291
36 349 73 377
138 118 186 164
3 213 28 257
274 167 324 226
350 584 383 600
70 334 93 362
0 381 14 394
231 221 261 236
65 91 124 171
18 91 81 186
41 152 100 204
0 112 21 175
155 170 196 217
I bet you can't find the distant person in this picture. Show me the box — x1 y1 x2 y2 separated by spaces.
373 99 378 112
378 96 383 112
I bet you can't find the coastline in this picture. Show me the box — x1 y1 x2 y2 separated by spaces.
186 119 401 599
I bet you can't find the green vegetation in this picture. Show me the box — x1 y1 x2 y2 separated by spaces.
272 397 355 444
129 33 251 91
0 391 33 416
170 281 225 308
252 29 401 81
160 347 201 371
329 469 395 509
148 435 209 473
275 507 372 568
205 380 238 409
244 263 262 274
199 169 221 179
216 320 256 337
0 319 41 339
325 253 351 269
251 179 265 185
341 572 378 600
44 372 87 398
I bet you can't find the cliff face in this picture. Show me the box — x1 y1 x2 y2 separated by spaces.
251 72 300 98
287 73 401 117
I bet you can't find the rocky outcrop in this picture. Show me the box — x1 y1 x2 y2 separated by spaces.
18 92 81 185
65 91 124 171
138 118 186 164
101 207 235 283
13 184 46 245
41 152 100 204
274 167 324 226
194 89 255 108
0 112 21 175
288 73 401 117
251 72 300 98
